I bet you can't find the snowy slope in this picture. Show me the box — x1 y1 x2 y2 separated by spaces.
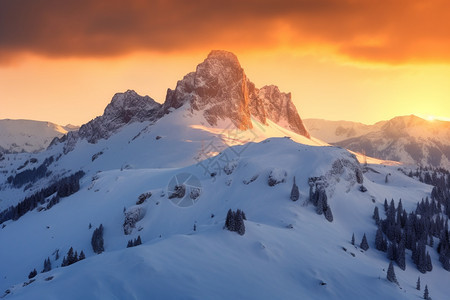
0 119 77 153
0 137 444 300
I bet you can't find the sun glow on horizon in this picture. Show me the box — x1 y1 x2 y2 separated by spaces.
417 114 450 122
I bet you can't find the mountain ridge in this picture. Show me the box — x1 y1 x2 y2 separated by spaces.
0 119 78 154
304 115 450 168
53 50 310 153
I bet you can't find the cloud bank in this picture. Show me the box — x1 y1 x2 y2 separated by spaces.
1 0 449 63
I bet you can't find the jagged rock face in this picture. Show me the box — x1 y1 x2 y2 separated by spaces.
164 50 310 137
63 90 161 153
256 85 310 137
164 50 252 130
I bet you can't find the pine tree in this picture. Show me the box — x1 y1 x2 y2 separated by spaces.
386 262 398 285
134 235 142 246
416 276 421 290
91 224 104 254
423 285 429 299
79 251 85 260
426 252 433 272
290 177 300 201
324 205 333 222
360 233 369 251
127 240 133 248
67 247 75 265
351 233 355 245
236 210 245 236
316 196 324 215
225 209 233 231
373 206 380 224
396 241 406 270
375 228 385 251
42 257 51 273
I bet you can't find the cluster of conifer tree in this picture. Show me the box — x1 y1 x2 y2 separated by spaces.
0 171 85 224
127 235 142 248
7 156 54 188
224 209 246 235
308 177 333 222
61 247 85 267
91 224 105 254
374 196 450 272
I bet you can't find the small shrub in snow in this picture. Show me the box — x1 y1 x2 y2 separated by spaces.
28 269 37 279
243 174 258 185
137 192 152 205
190 187 201 200
268 168 287 186
168 184 185 199
223 162 237 175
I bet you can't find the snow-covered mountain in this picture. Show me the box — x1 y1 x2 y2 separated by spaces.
305 116 450 169
0 119 78 154
0 51 449 300
304 118 384 144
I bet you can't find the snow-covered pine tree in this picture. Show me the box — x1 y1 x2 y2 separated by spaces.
91 224 104 254
42 257 51 273
351 233 355 245
360 233 369 251
426 252 433 272
236 209 246 236
386 262 398 285
290 176 300 201
396 241 406 270
373 206 380 225
375 228 385 251
423 285 429 299
416 276 421 290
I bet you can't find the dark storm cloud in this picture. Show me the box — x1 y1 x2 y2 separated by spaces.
1 0 449 63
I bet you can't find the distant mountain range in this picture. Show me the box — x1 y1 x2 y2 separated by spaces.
0 120 78 153
304 115 450 169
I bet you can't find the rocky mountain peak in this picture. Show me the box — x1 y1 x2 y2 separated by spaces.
164 50 310 137
61 90 162 153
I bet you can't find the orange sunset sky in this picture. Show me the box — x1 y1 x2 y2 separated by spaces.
1 0 449 126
